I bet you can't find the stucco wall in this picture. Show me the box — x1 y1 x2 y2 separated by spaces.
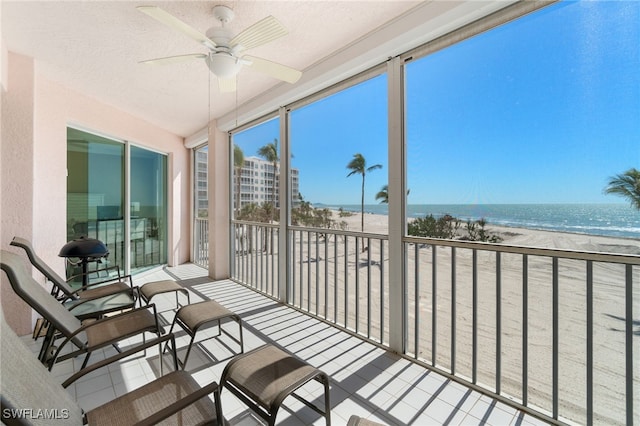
1 50 190 334
1 52 35 334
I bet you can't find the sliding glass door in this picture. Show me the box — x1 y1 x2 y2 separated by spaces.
66 128 167 278
130 145 167 274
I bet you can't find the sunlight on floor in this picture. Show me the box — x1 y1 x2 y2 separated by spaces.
25 263 550 425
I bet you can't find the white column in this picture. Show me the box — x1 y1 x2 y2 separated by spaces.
208 122 230 279
387 56 406 353
278 107 290 302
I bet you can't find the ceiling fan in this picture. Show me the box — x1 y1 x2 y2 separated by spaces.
137 5 302 92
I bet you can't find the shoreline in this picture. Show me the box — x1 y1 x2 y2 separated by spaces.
329 209 640 255
324 203 640 241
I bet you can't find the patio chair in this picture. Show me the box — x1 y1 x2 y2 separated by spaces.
0 310 223 426
10 236 137 311
0 250 162 372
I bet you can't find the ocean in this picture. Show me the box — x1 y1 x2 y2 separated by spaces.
322 203 640 240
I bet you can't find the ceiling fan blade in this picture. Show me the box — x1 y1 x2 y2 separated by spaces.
140 53 207 65
218 77 237 93
230 16 288 52
244 55 302 84
137 6 216 49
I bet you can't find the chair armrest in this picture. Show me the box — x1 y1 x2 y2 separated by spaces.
76 303 159 331
65 286 135 312
50 303 160 368
62 332 177 388
133 381 222 426
67 272 133 295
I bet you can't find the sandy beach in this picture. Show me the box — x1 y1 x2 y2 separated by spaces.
280 210 640 424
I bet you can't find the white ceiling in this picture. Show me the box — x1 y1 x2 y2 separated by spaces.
1 1 514 139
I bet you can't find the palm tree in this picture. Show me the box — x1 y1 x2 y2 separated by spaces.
233 144 244 217
376 184 408 204
257 139 279 221
604 168 640 210
375 185 389 204
346 153 382 234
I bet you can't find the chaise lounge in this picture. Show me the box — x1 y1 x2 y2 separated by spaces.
10 236 137 318
0 309 223 425
0 250 162 371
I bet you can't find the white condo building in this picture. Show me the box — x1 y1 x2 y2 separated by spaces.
196 152 299 215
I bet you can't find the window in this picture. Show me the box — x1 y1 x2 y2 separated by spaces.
289 74 388 232
405 1 640 244
232 117 281 220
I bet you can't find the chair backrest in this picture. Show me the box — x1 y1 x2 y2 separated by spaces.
10 236 75 297
0 309 84 425
0 250 85 348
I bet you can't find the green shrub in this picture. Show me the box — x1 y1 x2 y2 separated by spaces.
408 213 503 242
408 214 460 239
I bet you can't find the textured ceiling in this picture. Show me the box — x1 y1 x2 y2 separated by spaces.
2 1 422 137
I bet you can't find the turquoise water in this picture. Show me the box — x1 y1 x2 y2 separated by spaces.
322 203 640 239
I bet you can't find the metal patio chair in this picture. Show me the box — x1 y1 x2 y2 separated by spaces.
0 309 223 426
10 236 137 316
0 250 162 372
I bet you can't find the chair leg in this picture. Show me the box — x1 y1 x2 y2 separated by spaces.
158 339 164 376
38 325 56 362
81 352 91 369
322 375 331 425
180 333 196 370
162 316 178 355
33 318 48 341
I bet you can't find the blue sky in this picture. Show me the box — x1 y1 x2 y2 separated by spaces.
234 1 639 206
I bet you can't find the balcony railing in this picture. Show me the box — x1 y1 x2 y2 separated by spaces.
194 217 209 268
233 221 280 296
289 226 389 344
404 237 639 426
229 220 639 425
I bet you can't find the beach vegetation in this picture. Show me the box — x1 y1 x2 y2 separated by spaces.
338 208 354 218
408 214 460 239
463 218 503 243
291 194 339 228
346 153 383 234
236 202 276 223
408 214 503 242
604 168 640 210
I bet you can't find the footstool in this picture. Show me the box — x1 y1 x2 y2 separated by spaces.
167 300 244 369
139 279 190 309
220 344 331 425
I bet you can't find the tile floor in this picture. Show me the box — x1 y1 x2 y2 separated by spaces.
24 263 551 426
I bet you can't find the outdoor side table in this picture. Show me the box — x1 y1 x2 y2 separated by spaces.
221 344 331 425
167 299 244 369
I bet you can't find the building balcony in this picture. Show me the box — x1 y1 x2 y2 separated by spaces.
192 218 639 425
29 263 551 426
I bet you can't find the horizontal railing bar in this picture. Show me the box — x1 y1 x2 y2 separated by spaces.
233 219 279 229
289 224 389 240
403 235 640 264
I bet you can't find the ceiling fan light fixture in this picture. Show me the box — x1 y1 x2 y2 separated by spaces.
206 52 242 79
